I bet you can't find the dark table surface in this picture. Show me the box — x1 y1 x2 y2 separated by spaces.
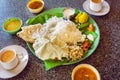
0 0 120 80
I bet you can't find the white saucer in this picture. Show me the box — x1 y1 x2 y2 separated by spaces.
0 45 29 79
83 0 110 16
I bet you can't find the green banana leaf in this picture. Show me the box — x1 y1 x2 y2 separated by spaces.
26 8 100 71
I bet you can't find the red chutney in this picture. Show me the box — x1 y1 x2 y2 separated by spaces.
28 1 43 9
74 67 97 80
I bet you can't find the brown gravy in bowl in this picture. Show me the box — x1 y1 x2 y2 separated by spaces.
74 67 97 80
28 1 43 9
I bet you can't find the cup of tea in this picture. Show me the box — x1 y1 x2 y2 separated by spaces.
0 49 18 70
90 0 104 12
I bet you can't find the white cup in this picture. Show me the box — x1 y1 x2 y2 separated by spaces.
0 49 18 70
90 0 104 12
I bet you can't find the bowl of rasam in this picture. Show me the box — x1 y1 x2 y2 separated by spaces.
3 17 22 35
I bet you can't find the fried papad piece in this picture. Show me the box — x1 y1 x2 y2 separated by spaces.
17 23 42 43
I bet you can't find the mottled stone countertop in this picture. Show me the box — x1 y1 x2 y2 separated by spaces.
0 0 120 80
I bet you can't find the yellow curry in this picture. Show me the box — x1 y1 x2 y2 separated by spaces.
5 20 21 31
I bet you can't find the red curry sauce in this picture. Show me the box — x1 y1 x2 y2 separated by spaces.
28 1 43 9
74 67 97 80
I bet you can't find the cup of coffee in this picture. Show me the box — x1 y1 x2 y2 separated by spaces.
90 0 104 12
0 49 18 70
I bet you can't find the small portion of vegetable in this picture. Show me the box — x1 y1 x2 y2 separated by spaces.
87 23 95 32
75 12 89 24
77 22 89 30
87 34 94 41
81 41 91 51
84 30 98 41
